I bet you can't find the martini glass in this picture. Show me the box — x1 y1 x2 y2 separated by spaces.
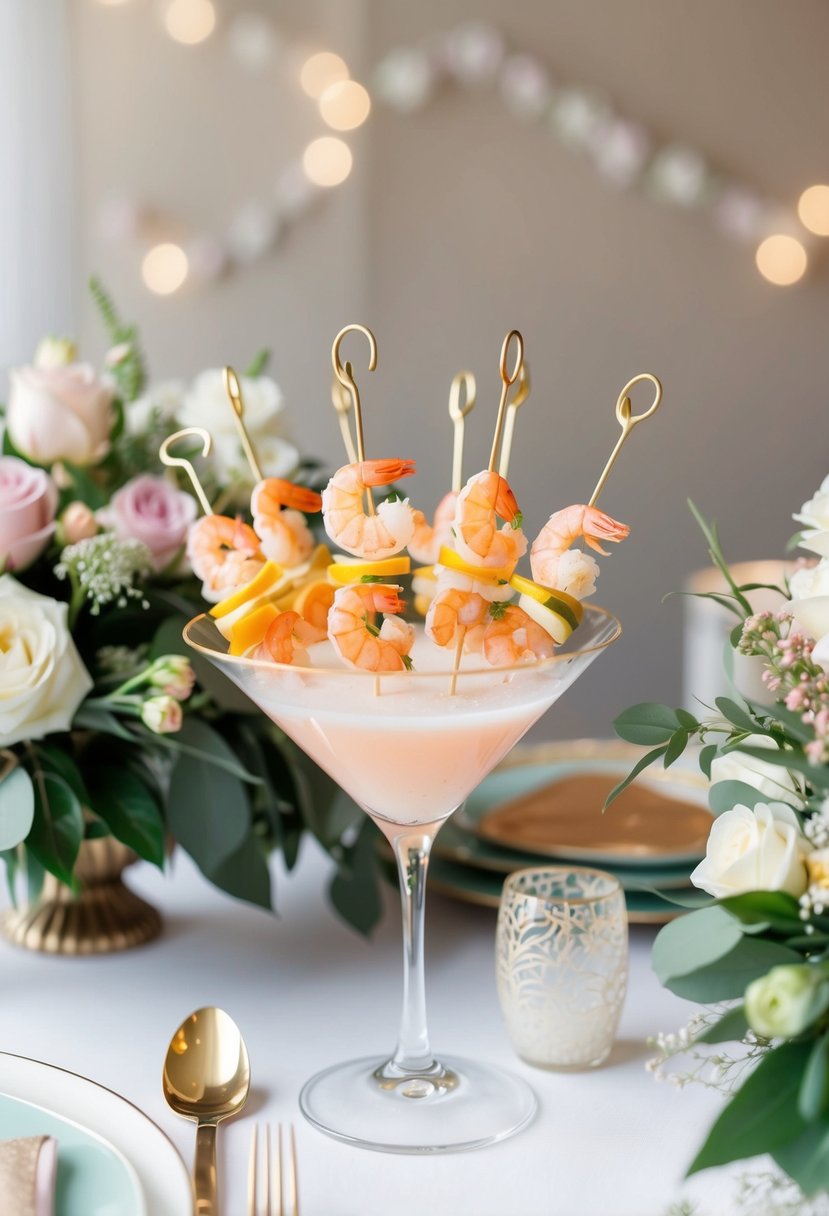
184 606 621 1153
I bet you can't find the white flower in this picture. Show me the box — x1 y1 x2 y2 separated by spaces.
177 369 298 484
788 560 829 667
794 474 829 558
709 734 805 809
126 379 186 436
0 576 93 746
745 963 829 1039
690 801 811 900
34 336 77 369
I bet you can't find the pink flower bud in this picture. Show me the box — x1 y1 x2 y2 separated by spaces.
61 501 99 544
141 695 183 735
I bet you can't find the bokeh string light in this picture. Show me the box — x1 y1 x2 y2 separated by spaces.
142 243 189 294
95 9 828 292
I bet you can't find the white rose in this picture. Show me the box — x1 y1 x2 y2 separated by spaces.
127 379 186 436
690 801 811 900
788 560 829 667
710 734 805 809
177 370 298 484
794 474 829 558
0 576 93 746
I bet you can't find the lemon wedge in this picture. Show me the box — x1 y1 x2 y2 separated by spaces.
437 546 512 584
228 603 280 656
509 573 584 644
327 555 411 585
210 561 285 619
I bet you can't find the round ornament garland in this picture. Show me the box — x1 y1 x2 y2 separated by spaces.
96 4 827 290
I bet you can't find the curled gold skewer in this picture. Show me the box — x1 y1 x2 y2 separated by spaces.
159 427 214 516
588 373 663 508
498 362 531 480
223 365 264 483
332 323 378 514
331 376 358 464
487 329 524 473
448 370 476 494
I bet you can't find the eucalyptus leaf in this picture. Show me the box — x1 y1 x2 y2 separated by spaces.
613 704 683 747
73 706 137 742
1 847 19 906
715 697 759 734
695 1005 749 1044
773 1119 829 1195
652 906 744 985
88 766 165 868
27 772 84 887
800 1035 829 1123
718 891 803 934
664 729 689 767
604 744 668 808
699 744 718 779
688 1041 811 1175
159 718 262 784
39 747 90 806
329 819 383 937
0 767 35 851
740 745 829 789
168 749 251 876
687 500 752 615
208 833 272 912
708 780 772 815
667 938 803 1002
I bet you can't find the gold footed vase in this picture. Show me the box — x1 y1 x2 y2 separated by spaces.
1 836 162 955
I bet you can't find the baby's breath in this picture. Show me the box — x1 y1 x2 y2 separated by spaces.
56 533 153 615
96 643 150 676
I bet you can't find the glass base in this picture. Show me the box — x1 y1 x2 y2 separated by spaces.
299 1054 537 1154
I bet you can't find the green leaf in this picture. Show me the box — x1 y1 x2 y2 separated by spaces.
800 1035 829 1122
613 703 683 746
688 1041 811 1175
740 745 829 789
715 697 759 734
602 739 666 807
695 1005 749 1044
718 891 803 935
687 500 752 616
664 729 690 767
168 749 251 877
245 349 270 378
329 818 383 936
699 744 718 779
27 773 84 886
667 938 804 1002
708 780 771 814
0 767 35 851
38 747 89 806
158 718 262 784
749 701 814 745
652 906 744 985
208 833 272 912
676 709 700 730
87 766 165 867
73 705 137 742
63 462 109 510
0 847 19 906
773 1119 829 1195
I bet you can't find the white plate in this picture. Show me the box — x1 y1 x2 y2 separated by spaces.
0 1054 193 1216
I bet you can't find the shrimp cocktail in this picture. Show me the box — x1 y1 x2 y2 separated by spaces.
175 327 661 1153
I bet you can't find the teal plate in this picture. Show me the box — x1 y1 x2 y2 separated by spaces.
427 855 685 925
0 1093 144 1215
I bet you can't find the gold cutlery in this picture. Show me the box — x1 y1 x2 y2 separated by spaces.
163 1007 251 1215
248 1124 300 1216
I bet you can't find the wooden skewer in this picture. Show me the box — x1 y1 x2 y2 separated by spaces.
487 330 524 473
448 371 477 494
448 626 467 697
332 324 378 515
498 362 530 481
331 376 358 464
224 366 264 483
159 427 214 516
588 374 663 508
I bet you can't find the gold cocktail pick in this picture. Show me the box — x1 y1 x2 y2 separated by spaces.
497 362 531 481
224 366 264 483
588 373 663 508
332 323 378 515
487 330 525 473
448 371 477 494
159 427 214 516
331 375 358 464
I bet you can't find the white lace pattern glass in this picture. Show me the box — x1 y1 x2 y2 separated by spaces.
496 867 628 1069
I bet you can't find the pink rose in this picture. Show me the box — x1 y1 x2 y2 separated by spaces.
7 363 115 467
0 457 58 571
101 474 197 570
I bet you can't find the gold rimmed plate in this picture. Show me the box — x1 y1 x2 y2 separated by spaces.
456 739 712 868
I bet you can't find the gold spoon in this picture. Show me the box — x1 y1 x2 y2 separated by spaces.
163 1007 251 1216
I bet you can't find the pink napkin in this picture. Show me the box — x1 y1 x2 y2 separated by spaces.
0 1135 57 1216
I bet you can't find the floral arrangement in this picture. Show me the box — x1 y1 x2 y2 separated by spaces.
0 282 378 932
610 487 829 1196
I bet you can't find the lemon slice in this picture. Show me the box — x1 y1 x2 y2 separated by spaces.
327 555 411 585
210 561 285 619
511 574 584 644
437 546 512 584
228 603 280 656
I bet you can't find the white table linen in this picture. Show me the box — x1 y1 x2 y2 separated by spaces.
0 844 741 1215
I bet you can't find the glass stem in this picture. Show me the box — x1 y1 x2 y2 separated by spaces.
390 827 437 1074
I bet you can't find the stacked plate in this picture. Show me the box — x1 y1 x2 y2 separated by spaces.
0 1054 192 1215
430 740 712 925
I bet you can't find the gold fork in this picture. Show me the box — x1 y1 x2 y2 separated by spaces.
247 1124 300 1216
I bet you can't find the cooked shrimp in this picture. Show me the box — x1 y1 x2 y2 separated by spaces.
530 505 630 595
322 459 416 559
408 491 457 565
251 478 322 569
258 610 308 665
327 582 415 672
483 604 556 667
187 515 264 603
452 470 527 571
425 584 489 653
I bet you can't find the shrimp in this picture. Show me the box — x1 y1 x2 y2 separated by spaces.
322 459 416 559
452 470 527 571
187 514 264 603
256 611 310 665
408 491 457 565
530 505 630 597
425 585 489 652
251 478 322 569
482 604 556 667
327 583 415 672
